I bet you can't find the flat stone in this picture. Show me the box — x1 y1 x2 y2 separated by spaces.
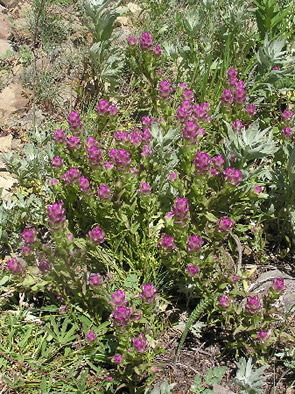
127 2 141 16
0 160 6 170
213 384 236 394
0 39 12 57
252 269 295 312
0 171 17 199
0 7 10 40
116 16 130 27
0 0 21 8
0 134 12 152
0 83 29 121
11 138 22 151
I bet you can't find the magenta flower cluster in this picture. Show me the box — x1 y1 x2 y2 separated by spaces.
158 234 176 250
67 111 82 132
216 217 235 233
21 227 37 245
6 257 24 274
88 273 104 286
95 100 118 117
114 128 152 146
47 201 66 230
132 333 149 353
85 329 97 342
182 120 206 142
66 135 81 150
85 137 103 166
221 68 256 120
186 264 199 277
193 151 227 177
158 80 173 99
176 95 211 126
140 284 157 304
271 278 286 292
218 295 231 308
128 32 162 57
53 129 67 143
172 197 190 226
97 184 112 200
61 167 81 183
187 234 204 252
108 148 132 169
88 226 105 243
223 167 243 186
245 295 262 314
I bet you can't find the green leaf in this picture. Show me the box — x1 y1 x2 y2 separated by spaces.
205 366 227 385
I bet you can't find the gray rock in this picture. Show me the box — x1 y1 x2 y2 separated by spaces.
0 38 12 57
250 269 295 312
0 134 12 152
0 83 29 122
0 171 17 199
0 6 10 40
213 383 236 394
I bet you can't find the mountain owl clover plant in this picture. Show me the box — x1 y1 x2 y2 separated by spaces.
5 36 293 384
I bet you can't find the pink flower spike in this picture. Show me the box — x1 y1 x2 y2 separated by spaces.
113 354 123 364
216 217 235 233
79 177 91 193
221 89 234 105
257 330 271 342
232 119 244 132
88 273 104 287
159 80 173 99
86 329 97 342
112 306 132 326
245 104 256 116
139 182 152 195
52 156 64 168
253 185 263 194
88 226 105 243
245 295 262 314
66 135 81 150
21 227 37 244
39 260 51 273
194 151 211 174
212 154 224 169
227 67 238 79
153 45 162 56
6 257 24 274
97 184 112 200
281 109 293 123
223 167 242 186
186 264 199 277
272 278 286 292
218 295 231 308
139 32 154 49
67 111 82 131
158 234 176 250
111 290 126 306
47 201 66 230
172 197 190 225
53 129 67 143
132 333 149 353
140 284 157 303
168 172 178 182
127 36 137 46
22 246 31 256
281 126 293 138
187 234 204 252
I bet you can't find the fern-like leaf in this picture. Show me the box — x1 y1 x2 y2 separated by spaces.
174 295 213 361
